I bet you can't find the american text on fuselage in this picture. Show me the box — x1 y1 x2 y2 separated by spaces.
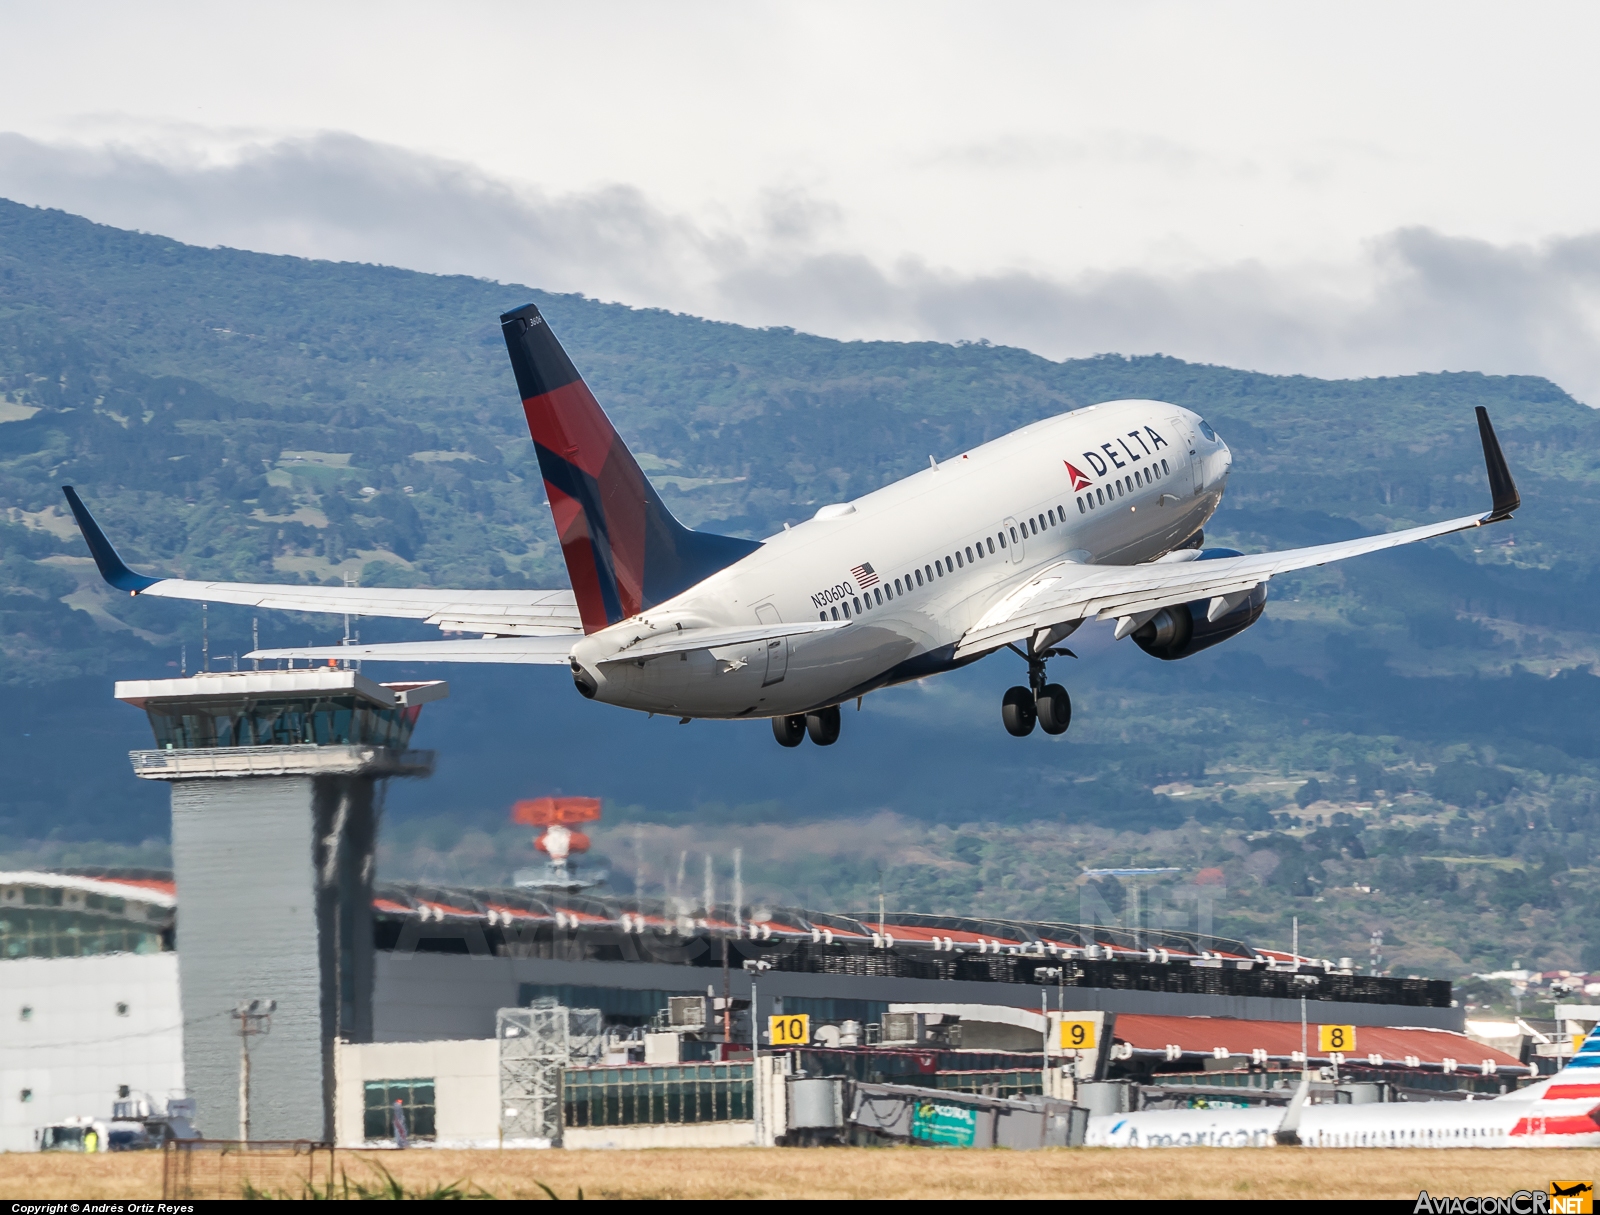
567 401 1246 745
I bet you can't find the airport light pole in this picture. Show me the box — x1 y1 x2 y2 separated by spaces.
232 998 276 1142
743 960 771 1143
1037 967 1064 1098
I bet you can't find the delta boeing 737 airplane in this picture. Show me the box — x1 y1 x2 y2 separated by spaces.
62 303 1522 747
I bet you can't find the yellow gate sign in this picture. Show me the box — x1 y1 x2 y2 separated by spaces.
769 1013 809 1046
1318 1024 1356 1053
1059 1019 1098 1051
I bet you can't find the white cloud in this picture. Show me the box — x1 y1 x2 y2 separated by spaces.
4 131 1600 403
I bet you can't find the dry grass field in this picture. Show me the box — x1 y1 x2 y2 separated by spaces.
1 1146 1594 1202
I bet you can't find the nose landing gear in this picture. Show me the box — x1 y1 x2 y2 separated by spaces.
1002 644 1073 738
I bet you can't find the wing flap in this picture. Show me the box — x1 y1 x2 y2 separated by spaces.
956 513 1483 658
247 637 575 664
138 579 582 631
62 485 582 632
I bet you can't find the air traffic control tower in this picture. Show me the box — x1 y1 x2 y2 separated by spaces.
115 669 447 1143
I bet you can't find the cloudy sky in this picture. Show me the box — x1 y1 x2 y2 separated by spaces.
4 2 1600 400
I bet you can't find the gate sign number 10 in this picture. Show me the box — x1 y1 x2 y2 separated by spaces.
1059 1020 1098 1050
1318 1025 1357 1053
769 1014 809 1046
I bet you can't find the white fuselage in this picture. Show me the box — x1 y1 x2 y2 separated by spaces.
1085 1087 1600 1149
571 401 1233 718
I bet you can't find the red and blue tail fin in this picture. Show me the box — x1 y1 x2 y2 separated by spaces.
501 304 759 633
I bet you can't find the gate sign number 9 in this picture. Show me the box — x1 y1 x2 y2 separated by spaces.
769 1014 809 1046
1318 1025 1357 1053
1059 1020 1098 1051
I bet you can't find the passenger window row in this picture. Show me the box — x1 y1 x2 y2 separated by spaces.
813 452 1184 621
1077 458 1171 513
818 509 1056 621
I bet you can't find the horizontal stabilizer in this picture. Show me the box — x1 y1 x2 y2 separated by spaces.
247 637 575 665
599 619 849 664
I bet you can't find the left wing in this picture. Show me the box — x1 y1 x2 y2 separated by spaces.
61 487 582 637
956 406 1520 659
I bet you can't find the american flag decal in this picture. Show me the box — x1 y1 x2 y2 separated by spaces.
851 562 880 588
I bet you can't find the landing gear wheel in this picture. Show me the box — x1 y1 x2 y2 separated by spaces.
1002 686 1037 737
806 705 841 746
772 715 807 747
1036 683 1072 735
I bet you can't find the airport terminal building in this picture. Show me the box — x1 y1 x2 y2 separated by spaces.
6 864 1582 1150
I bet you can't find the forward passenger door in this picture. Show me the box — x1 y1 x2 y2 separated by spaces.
1168 416 1201 497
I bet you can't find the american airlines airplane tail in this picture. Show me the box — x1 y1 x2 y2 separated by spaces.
1519 1018 1600 1101
499 304 759 633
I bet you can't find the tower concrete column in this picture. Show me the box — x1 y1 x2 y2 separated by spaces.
116 669 445 1142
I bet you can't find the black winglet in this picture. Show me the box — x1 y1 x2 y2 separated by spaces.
60 487 160 593
1475 407 1520 523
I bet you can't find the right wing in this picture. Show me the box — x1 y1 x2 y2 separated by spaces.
957 406 1521 658
61 487 581 637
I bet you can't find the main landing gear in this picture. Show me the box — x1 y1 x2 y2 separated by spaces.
772 704 841 747
1002 645 1072 738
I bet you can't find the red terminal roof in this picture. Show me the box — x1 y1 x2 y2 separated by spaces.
96 876 177 898
1112 1013 1523 1069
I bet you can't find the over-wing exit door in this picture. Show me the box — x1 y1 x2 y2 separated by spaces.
754 603 787 685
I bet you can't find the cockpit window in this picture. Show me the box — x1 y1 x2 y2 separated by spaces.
1198 419 1217 441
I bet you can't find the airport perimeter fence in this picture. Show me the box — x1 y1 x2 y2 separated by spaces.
162 1138 335 1200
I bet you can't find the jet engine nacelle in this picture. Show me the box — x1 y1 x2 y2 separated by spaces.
1131 548 1268 661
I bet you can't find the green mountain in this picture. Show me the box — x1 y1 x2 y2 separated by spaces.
1 198 1597 983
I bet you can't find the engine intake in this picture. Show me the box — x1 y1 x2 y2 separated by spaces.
1131 548 1268 661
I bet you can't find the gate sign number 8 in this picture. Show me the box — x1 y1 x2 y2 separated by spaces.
1318 1024 1357 1053
1059 1020 1098 1050
769 1014 809 1046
